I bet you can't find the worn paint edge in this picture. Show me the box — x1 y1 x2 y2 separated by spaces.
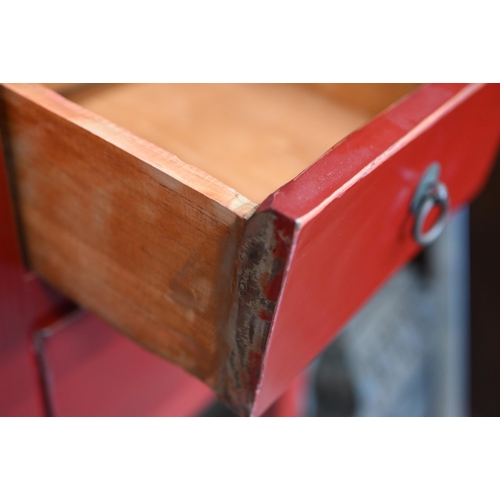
215 209 295 416
297 83 484 227
249 218 301 417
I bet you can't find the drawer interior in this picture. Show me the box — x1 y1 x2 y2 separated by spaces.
45 83 418 203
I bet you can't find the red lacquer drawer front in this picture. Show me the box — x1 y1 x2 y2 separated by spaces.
40 313 215 417
252 84 500 415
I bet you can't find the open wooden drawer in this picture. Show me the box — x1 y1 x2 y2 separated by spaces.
1 83 499 416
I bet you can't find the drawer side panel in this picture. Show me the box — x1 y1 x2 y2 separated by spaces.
0 84 252 387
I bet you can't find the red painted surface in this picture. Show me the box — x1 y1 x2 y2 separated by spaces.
253 83 500 415
0 138 71 416
263 371 309 417
41 313 215 417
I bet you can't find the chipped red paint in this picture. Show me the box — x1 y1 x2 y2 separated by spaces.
216 211 295 415
263 213 294 302
272 212 295 260
263 272 284 303
258 309 273 322
246 350 264 393
265 217 294 302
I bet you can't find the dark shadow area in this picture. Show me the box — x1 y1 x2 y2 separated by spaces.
470 148 500 416
200 400 239 417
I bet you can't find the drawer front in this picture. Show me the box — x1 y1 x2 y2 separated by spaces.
39 313 215 416
249 84 500 415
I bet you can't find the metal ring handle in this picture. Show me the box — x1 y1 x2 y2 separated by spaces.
413 181 449 247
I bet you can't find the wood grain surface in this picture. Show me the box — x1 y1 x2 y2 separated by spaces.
62 84 372 203
0 83 255 390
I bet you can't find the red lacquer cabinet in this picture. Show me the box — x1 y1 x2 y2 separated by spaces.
1 84 499 416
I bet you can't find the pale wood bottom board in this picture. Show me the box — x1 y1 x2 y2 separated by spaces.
66 84 372 203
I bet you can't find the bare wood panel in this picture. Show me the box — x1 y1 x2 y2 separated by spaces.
304 84 420 115
62 84 372 203
0 83 255 388
42 83 92 96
